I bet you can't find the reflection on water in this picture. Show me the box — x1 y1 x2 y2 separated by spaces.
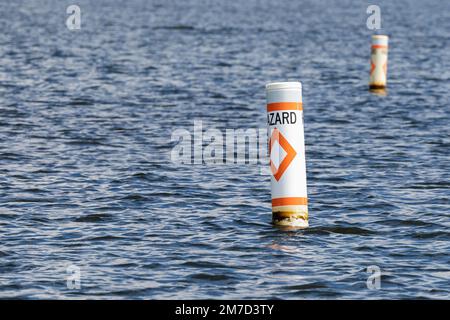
369 88 388 96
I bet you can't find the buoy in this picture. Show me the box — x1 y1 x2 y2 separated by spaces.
266 82 308 228
369 35 389 90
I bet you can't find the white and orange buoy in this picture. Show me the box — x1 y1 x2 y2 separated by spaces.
370 35 389 90
266 82 308 228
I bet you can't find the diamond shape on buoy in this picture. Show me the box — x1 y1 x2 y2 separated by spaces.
270 139 286 171
269 128 297 181
370 62 375 75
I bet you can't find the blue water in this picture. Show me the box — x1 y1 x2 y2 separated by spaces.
0 0 449 299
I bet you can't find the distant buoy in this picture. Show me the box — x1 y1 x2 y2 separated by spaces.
369 35 389 90
266 82 308 228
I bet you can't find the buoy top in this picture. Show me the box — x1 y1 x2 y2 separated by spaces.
266 82 302 103
372 35 388 46
266 82 302 91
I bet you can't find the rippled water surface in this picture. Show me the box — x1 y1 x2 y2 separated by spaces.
0 0 449 299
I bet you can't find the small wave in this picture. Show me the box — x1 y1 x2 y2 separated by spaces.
154 25 195 31
307 225 376 236
412 231 450 240
189 273 232 281
283 282 328 291
75 213 113 223
182 261 229 269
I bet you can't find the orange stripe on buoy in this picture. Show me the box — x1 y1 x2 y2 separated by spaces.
267 102 303 112
372 45 388 49
272 197 308 207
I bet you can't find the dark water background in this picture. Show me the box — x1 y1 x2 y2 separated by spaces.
0 0 449 299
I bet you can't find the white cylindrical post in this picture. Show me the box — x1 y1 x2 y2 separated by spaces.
370 35 389 89
266 82 308 228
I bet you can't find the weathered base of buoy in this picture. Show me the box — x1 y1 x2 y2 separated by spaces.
369 86 387 96
272 209 309 228
369 84 386 90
